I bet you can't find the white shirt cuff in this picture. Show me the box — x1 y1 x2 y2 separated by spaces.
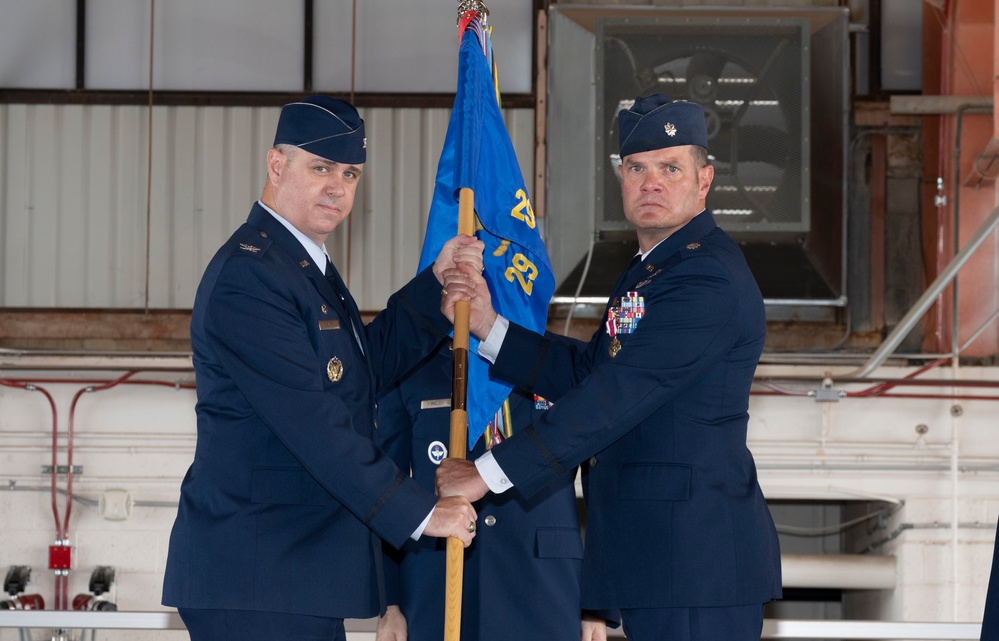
412 507 434 540
475 450 514 494
477 315 509 364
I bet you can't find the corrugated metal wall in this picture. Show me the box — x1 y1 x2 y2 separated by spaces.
0 104 534 311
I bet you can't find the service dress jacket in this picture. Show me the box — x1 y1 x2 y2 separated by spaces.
378 346 585 641
163 203 450 619
487 210 782 610
982 516 999 640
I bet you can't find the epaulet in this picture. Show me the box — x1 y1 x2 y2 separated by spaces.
237 242 265 255
677 239 715 261
230 225 274 259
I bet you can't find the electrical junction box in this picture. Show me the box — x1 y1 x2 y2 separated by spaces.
100 489 133 521
48 544 73 570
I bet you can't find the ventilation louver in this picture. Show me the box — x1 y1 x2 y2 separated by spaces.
597 18 810 237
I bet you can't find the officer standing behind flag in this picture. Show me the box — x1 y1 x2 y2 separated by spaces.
436 94 782 641
162 95 481 641
374 341 612 641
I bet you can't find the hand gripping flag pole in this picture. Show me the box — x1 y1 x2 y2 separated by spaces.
447 7 488 640
445 184 473 641
418 3 554 638
421 4 552 461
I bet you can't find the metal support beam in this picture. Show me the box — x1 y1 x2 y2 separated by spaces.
846 206 999 378
890 95 993 114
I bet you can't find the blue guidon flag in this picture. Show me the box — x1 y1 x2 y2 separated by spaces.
418 13 555 449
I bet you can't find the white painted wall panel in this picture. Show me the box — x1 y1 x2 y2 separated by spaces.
0 364 998 639
0 103 535 311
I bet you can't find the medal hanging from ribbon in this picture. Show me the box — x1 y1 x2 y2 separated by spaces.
606 307 621 358
606 291 646 357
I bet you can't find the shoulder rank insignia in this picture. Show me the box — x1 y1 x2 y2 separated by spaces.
686 242 701 250
239 243 261 253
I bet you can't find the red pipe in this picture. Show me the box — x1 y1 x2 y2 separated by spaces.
0 380 60 537
850 392 999 401
0 380 63 607
63 371 140 538
0 372 194 609
850 358 950 397
753 357 999 401
933 0 953 353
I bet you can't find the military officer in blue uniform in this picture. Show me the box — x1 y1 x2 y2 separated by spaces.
436 94 782 641
373 342 612 641
162 96 481 641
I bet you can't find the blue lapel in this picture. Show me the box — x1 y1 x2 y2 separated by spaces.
245 204 367 359
323 258 370 358
611 209 719 298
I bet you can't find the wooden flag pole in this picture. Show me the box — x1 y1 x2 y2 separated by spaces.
444 186 476 641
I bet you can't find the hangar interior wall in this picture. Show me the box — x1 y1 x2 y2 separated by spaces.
1 362 998 640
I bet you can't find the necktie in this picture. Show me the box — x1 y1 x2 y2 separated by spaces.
610 253 645 299
627 253 645 278
324 257 364 353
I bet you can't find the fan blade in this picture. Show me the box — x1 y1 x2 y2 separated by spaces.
683 50 729 103
706 187 757 213
710 125 792 165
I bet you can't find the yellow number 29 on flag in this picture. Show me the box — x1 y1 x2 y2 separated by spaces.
505 252 538 295
510 189 535 229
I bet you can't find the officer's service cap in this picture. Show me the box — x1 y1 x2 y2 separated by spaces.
273 95 366 164
618 94 708 158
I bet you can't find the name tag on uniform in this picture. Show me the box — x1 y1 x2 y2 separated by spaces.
319 320 341 331
420 397 451 410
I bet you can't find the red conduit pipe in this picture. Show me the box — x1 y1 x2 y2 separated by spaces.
0 380 61 536
0 372 195 609
753 356 999 401
850 358 951 397
55 371 142 610
63 371 140 539
0 379 62 607
753 388 999 401
2 377 194 389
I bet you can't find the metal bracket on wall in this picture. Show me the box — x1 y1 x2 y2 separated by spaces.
808 376 845 402
41 466 83 476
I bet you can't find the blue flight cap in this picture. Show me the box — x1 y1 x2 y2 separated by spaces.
273 96 366 164
618 94 708 158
